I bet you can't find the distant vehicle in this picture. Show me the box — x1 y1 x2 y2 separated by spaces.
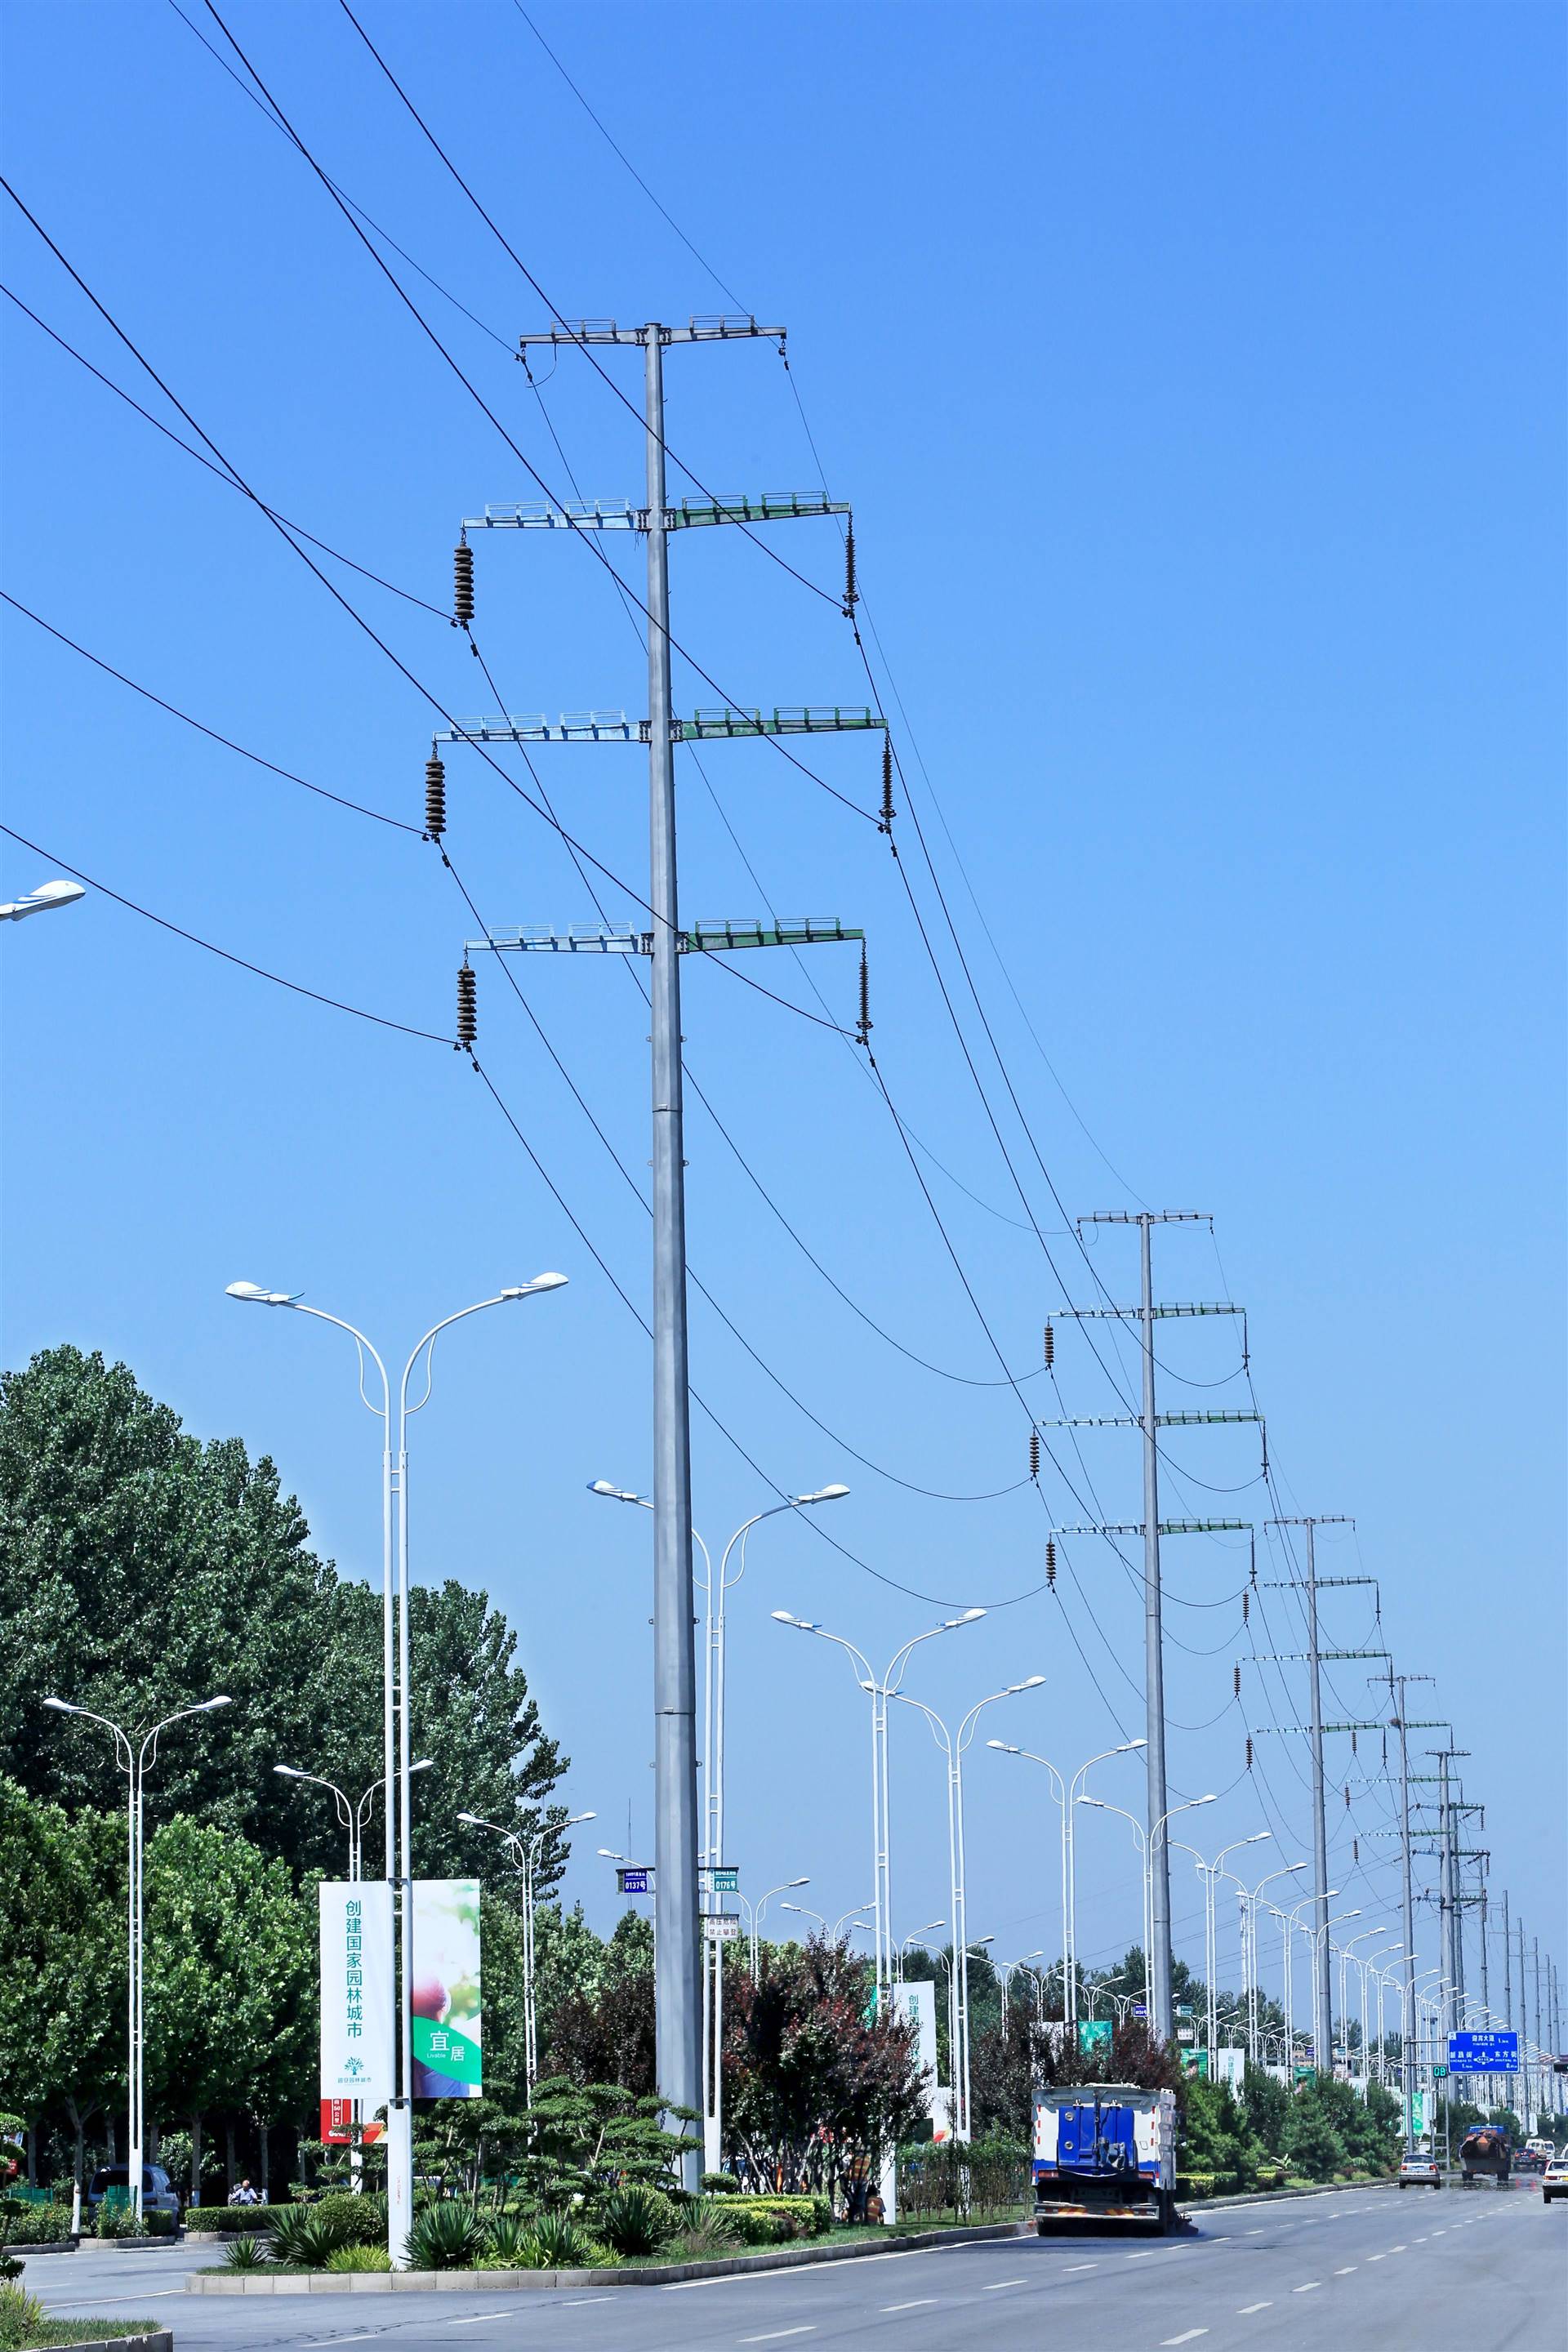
1398 2150 1442 2190
87 2166 180 2217
1526 2136 1556 2161
1458 2127 1511 2187
1541 2157 1568 2204
1032 2084 1178 2232
1515 2144 1549 2174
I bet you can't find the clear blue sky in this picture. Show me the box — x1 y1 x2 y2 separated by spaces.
2 1 1562 2013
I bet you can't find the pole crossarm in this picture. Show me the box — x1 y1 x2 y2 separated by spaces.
1052 1520 1248 1535
464 491 849 532
468 917 863 957
519 316 786 346
1037 1410 1259 1428
1077 1210 1211 1226
1247 1649 1390 1665
434 706 884 745
1051 1301 1244 1320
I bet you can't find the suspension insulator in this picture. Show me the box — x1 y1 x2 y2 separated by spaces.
843 521 858 616
856 946 871 1047
1242 1588 1250 1624
1353 1838 1360 1864
1351 1727 1358 1755
1029 1428 1040 1481
453 541 474 625
880 735 894 831
456 963 478 1050
425 754 447 840
1045 1537 1056 1589
1044 1320 1055 1370
1233 1664 1241 1698
1245 1736 1254 1772
1344 1784 1352 1810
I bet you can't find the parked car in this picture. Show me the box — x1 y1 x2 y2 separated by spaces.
1541 2156 1568 2205
86 2166 181 2217
1398 2150 1442 2189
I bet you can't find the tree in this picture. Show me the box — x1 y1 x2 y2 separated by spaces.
142 1816 314 2198
1281 2081 1348 2180
546 1915 657 2092
1240 2060 1290 2155
721 1938 924 2200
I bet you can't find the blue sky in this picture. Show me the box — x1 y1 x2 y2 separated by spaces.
2 0 1562 2016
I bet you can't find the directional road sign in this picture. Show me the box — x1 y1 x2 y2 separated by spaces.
1447 2029 1518 2071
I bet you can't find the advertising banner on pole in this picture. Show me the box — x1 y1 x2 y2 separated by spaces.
319 1882 394 2108
412 1879 483 2097
893 1980 942 2131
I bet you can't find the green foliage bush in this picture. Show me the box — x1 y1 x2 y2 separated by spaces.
306 2194 387 2249
720 2194 830 2243
699 2172 737 2194
595 2186 675 2257
0 2205 73 2244
479 2210 601 2270
407 2203 488 2271
324 2245 390 2273
0 2284 46 2350
0 2287 159 2351
267 2208 343 2268
220 2236 268 2270
479 2213 537 2266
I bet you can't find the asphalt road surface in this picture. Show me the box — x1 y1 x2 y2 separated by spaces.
29 2184 1566 2352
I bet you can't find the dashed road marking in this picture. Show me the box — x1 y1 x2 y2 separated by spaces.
1293 2282 1321 2293
1159 2334 1209 2347
739 2332 815 2346
1064 2261 1098 2271
1236 2304 1272 2315
446 2318 513 2328
982 2279 1027 2291
1366 2253 1386 2262
880 2301 936 2313
1334 2265 1357 2274
561 2298 614 2307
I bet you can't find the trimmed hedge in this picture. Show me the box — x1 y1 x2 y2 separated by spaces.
0 2206 74 2245
186 2206 289 2234
1176 2172 1224 2201
720 2196 831 2243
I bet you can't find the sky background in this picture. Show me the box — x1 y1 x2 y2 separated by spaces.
2 0 1563 2023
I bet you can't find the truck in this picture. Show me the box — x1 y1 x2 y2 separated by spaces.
1457 2125 1511 2187
1032 2083 1178 2232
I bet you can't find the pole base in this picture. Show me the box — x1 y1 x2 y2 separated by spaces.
385 2105 413 2270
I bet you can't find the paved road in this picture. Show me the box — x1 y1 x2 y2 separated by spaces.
29 2185 1566 2352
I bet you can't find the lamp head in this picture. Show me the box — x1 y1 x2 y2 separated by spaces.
507 1271 568 1296
960 1607 986 1623
457 1812 483 1827
202 1696 232 1711
800 1482 850 1503
1012 1675 1046 1691
225 1281 301 1306
274 1764 306 1780
42 1697 74 1714
786 1877 808 1887
409 1758 434 1775
1245 1831 1271 1844
568 1811 597 1826
1119 1740 1148 1753
987 1740 1020 1753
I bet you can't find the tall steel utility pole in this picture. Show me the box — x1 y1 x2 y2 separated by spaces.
448 318 871 2180
1378 1670 1435 2151
1517 1915 1529 2125
1263 1516 1352 2074
1501 1887 1514 2114
1045 1212 1258 2041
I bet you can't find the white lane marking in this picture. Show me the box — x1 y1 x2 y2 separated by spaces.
740 2333 816 2346
446 2318 513 2328
1413 2234 1428 2243
1064 2261 1098 2271
1388 2243 1408 2252
881 2301 937 2313
1293 2282 1321 2293
1365 2252 1386 2261
1160 2334 1209 2347
1334 2265 1357 2274
982 2278 1027 2290
561 2299 615 2308
1236 2305 1272 2316
303 2337 383 2346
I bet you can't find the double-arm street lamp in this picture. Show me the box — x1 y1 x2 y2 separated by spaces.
457 1809 595 2101
781 1900 872 1944
1170 1833 1271 2069
275 1761 434 1883
1077 1792 1216 2016
42 1695 230 2221
987 1737 1147 2020
737 1879 810 1984
227 1272 567 2264
892 1677 1044 2139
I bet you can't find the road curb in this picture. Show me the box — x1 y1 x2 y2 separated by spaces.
22 2333 172 2352
185 2220 1025 2293
1193 2180 1394 2213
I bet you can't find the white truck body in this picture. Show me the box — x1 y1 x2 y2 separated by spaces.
1031 2083 1178 2230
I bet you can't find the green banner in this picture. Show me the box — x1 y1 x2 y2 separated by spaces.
412 2013 482 2088
412 1878 483 2099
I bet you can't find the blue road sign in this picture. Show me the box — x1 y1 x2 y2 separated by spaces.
1447 2029 1518 2071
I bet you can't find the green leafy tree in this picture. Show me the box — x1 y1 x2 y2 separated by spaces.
1282 2081 1349 2180
1240 2059 1290 2156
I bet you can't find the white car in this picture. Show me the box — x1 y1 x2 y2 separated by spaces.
1542 2157 1568 2205
1398 2151 1442 2190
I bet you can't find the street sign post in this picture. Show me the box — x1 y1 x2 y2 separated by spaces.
617 1866 653 1895
704 1865 741 1894
703 1913 742 1943
1446 2030 1518 2073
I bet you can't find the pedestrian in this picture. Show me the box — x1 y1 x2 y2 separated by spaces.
231 2179 260 2207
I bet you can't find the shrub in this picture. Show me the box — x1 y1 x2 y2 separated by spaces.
693 2197 746 2242
0 2283 46 2350
699 2172 738 2194
267 2208 345 2269
595 2187 675 2258
407 2203 488 2271
523 2211 597 2270
0 2261 22 2287
324 2245 390 2273
0 2206 73 2245
307 2194 387 2250
719 2195 831 2244
220 2236 269 2270
187 2205 282 2234
480 2213 537 2267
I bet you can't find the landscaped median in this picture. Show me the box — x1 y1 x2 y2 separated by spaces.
0 2282 166 2352
186 2220 1027 2293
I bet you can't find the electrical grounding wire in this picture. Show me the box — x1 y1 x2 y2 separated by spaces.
1 590 420 832
336 0 842 614
198 3 872 826
0 820 451 1042
1 176 848 1047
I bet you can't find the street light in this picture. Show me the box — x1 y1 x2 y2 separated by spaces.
43 1695 230 2221
592 1477 846 2175
893 1676 1044 2140
0 877 86 922
1170 1832 1270 2069
987 1736 1146 2020
1078 1792 1214 2016
274 1761 434 1882
1333 1925 1390 2074
738 1880 811 1982
1238 1860 1306 2062
227 1271 566 2266
457 1809 595 2101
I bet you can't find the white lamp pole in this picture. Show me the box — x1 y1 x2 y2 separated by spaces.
1079 1792 1215 2022
43 1695 230 2221
741 1879 811 1984
457 1809 595 2101
892 1677 1044 2138
1243 1861 1306 2062
1171 1833 1270 2070
228 1272 566 2265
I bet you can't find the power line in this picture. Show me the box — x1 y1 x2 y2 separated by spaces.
0 819 450 1042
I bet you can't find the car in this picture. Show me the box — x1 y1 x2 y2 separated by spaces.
1542 2157 1568 2205
86 2165 181 2217
1398 2151 1442 2190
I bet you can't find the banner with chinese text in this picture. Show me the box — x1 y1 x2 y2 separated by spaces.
318 1882 394 2106
412 1878 482 2097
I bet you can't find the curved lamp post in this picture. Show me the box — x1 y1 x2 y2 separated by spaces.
457 1809 595 2100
